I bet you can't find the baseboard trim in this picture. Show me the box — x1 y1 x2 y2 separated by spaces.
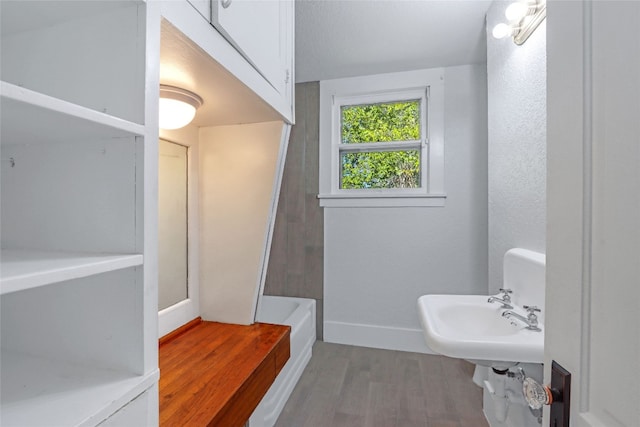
323 320 435 354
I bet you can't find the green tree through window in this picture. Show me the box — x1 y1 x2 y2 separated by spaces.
340 100 421 189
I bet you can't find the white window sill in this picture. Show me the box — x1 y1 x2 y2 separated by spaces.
317 193 446 208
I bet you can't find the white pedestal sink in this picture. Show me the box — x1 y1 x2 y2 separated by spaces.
417 294 544 367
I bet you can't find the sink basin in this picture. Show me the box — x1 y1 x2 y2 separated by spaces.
417 294 544 366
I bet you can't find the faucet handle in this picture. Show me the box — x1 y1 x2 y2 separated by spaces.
523 305 541 326
498 288 513 302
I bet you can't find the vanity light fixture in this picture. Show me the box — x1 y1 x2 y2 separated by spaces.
492 0 546 45
159 85 203 130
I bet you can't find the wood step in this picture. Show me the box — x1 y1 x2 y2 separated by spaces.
159 320 290 427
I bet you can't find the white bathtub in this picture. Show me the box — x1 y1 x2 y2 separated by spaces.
248 296 316 427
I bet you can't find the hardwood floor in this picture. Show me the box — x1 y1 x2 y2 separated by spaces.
275 342 488 427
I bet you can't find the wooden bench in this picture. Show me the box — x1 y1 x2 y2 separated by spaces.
159 318 291 427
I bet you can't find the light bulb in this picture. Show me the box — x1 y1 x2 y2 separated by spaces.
492 23 513 39
505 2 530 21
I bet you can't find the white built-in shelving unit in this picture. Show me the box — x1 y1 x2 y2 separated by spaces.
0 1 159 425
0 249 143 295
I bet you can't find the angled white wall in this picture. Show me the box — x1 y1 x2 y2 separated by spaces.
323 64 488 353
199 121 287 325
487 1 547 292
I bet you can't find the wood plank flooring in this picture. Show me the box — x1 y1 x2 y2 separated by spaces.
275 342 488 427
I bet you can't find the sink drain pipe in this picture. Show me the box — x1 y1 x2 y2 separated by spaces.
485 366 543 424
484 366 527 423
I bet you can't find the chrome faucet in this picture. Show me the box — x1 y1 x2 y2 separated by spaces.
502 305 542 332
487 288 513 309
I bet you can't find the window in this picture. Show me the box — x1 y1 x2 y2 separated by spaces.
339 95 423 190
319 68 445 207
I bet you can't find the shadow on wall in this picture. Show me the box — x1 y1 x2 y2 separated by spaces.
264 82 324 340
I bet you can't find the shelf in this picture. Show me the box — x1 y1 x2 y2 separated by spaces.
0 81 145 145
0 250 143 295
0 349 159 427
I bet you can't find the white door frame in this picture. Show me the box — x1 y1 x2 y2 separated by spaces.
546 1 640 426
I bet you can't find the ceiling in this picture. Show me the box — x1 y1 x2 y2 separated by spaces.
295 0 492 83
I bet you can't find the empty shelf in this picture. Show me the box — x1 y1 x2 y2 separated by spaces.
1 81 145 145
0 349 158 427
1 249 143 295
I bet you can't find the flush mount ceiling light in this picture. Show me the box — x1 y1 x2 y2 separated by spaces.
159 85 203 130
492 0 546 45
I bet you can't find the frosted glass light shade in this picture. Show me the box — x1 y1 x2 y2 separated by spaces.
159 98 196 130
159 85 203 130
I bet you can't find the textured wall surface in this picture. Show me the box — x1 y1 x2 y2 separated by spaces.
485 2 547 427
323 64 488 352
487 1 547 292
264 82 324 340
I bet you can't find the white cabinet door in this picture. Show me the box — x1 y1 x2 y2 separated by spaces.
187 0 211 21
98 384 158 427
211 0 291 97
546 1 640 426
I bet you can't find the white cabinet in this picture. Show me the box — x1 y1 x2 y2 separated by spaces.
0 2 158 426
160 0 295 122
0 0 293 423
188 0 212 21
98 383 159 427
210 0 294 119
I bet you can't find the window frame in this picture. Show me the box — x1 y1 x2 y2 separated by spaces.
319 68 446 208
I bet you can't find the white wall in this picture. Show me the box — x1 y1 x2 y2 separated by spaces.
487 1 547 292
485 2 546 426
199 121 284 325
324 64 488 353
